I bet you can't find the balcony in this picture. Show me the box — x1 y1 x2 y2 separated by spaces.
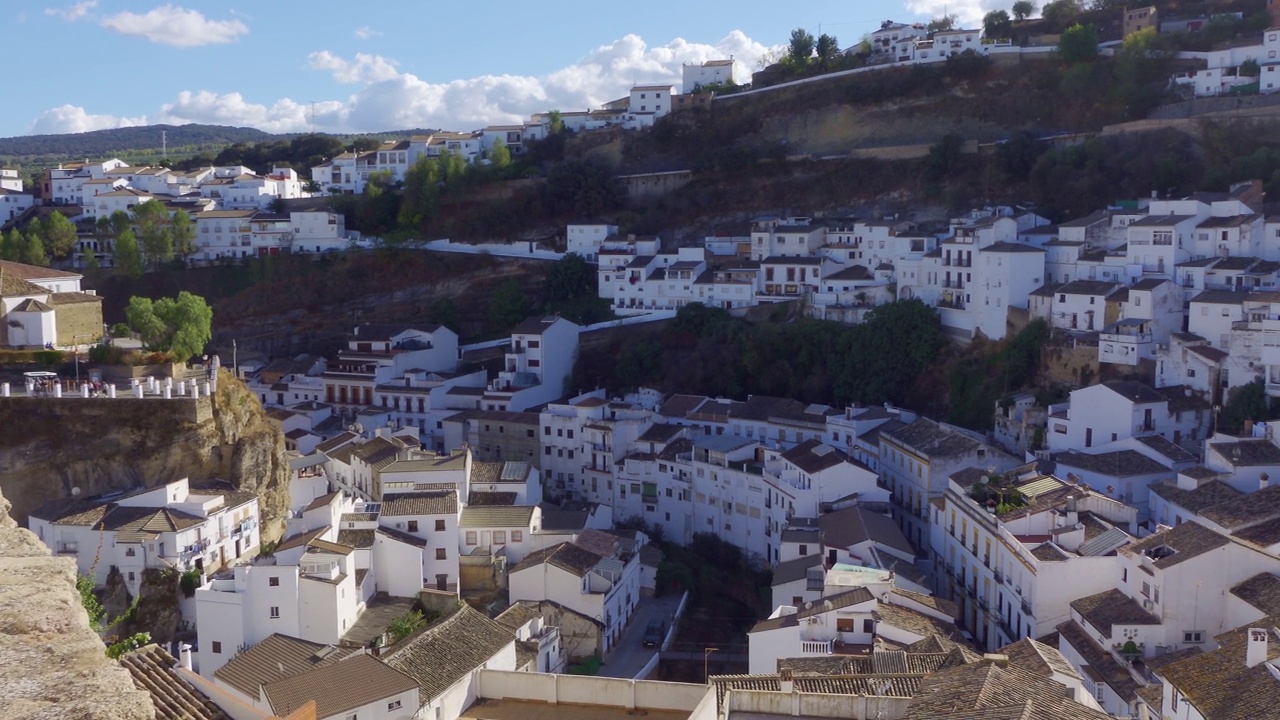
993 570 1004 585
55 543 79 555
801 640 834 655
977 597 989 610
1021 599 1032 617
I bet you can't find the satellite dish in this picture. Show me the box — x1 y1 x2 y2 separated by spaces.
71 487 81 497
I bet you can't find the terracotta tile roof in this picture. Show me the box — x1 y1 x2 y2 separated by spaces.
467 491 517 506
494 601 542 631
511 542 603 577
1210 439 1280 467
782 439 859 474
121 644 230 720
1069 589 1159 639
891 588 960 620
303 490 340 512
213 633 350 699
382 604 514 706
906 650 1114 720
874 602 967 644
1147 480 1245 514
710 673 922 710
336 529 375 548
1054 449 1170 478
381 491 458 517
376 526 427 547
1197 484 1280 529
1234 516 1280 547
1121 521 1230 569
770 553 824 585
458 505 535 528
262 653 418 718
998 637 1080 680
819 505 915 556
884 418 981 458
274 526 330 554
1229 573 1280 616
1154 621 1280 720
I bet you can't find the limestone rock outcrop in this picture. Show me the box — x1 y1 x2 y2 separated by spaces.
0 370 289 543
0 487 154 720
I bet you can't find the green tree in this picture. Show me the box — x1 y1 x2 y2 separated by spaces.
132 200 173 266
1012 0 1037 21
95 215 113 240
815 33 840 69
109 210 132 239
114 229 144 279
170 210 194 259
489 137 512 171
547 252 594 301
488 279 529 331
928 14 958 32
926 133 967 181
1219 378 1277 435
1058 23 1098 63
428 296 459 331
42 211 78 259
1241 59 1261 77
398 154 441 229
547 110 565 134
124 291 214 362
787 28 816 66
84 252 100 274
1041 0 1082 30
23 229 48 267
1 228 22 261
544 161 625 218
983 10 1013 39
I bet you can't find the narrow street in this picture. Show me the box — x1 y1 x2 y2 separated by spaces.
596 593 683 679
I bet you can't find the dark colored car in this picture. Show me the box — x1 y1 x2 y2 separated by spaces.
642 619 666 647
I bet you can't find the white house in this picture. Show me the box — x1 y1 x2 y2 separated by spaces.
483 316 579 412
507 533 642 656
1046 381 1203 452
29 478 260 597
565 223 619 262
682 59 737 91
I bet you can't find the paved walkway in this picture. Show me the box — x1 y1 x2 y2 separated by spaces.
597 593 683 679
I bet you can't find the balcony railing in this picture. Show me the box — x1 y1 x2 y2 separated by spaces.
993 570 1004 584
801 640 834 654
1021 599 1033 617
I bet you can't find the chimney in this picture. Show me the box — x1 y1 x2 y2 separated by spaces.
178 643 193 671
779 668 794 694
982 653 1010 667
1263 473 1271 490
1247 628 1269 668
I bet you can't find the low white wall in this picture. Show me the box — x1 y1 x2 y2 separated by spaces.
727 690 912 719
475 670 708 713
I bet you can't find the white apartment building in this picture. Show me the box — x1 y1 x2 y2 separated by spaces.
29 478 260 597
483 316 579 412
565 223 619 262
880 417 1018 553
1046 381 1206 452
0 188 34 222
930 466 1137 651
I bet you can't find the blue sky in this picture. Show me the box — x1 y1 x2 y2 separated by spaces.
11 0 1008 138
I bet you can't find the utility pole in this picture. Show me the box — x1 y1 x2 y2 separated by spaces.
161 130 167 159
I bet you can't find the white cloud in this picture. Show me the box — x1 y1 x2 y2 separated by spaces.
903 0 1005 26
100 5 248 47
45 0 97 21
154 91 345 134
353 26 380 40
307 51 400 84
31 104 146 135
31 30 782 136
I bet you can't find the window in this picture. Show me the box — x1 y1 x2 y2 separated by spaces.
466 531 477 546
408 520 419 533
269 576 280 587
1142 581 1150 598
1122 568 1127 583
494 531 507 545
436 548 447 560
125 547 136 557
1184 631 1204 643
863 618 875 633
544 426 551 435
270 607 280 618
435 519 445 532
836 618 856 632
512 530 523 542
211 641 222 654
799 544 808 556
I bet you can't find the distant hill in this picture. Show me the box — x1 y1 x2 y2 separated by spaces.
0 124 276 160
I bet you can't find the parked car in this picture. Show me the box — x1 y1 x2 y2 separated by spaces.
642 619 666 647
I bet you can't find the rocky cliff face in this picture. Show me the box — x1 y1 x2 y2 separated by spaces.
0 371 290 543
0 487 154 720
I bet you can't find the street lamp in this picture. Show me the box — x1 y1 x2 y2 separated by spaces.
704 647 719 683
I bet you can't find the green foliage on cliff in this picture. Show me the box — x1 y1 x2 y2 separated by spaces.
125 291 213 362
577 300 945 407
